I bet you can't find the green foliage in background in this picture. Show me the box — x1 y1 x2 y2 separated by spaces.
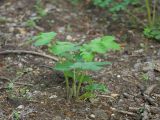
35 0 47 17
91 0 139 12
144 25 160 41
33 32 120 100
70 0 139 12
144 0 160 41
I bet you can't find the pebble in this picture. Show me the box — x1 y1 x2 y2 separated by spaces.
90 114 96 119
57 27 65 33
49 95 57 99
17 105 24 109
117 75 121 78
66 35 73 41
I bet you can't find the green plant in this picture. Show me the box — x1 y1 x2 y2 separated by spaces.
145 0 160 27
143 25 160 41
34 0 47 17
70 0 139 12
143 0 160 41
25 19 37 28
92 0 139 12
142 73 149 81
33 32 120 100
12 110 20 120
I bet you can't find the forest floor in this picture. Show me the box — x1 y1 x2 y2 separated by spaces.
0 0 160 120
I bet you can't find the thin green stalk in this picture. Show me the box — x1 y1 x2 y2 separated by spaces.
152 0 157 25
72 69 77 97
64 72 69 99
76 74 84 98
145 0 152 26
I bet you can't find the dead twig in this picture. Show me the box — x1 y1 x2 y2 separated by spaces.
144 84 158 95
0 76 33 86
143 94 157 106
110 107 137 116
14 82 33 86
153 93 160 98
0 50 58 62
0 76 10 82
97 94 115 99
129 106 160 114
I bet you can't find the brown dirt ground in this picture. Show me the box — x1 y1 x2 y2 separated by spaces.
0 0 160 120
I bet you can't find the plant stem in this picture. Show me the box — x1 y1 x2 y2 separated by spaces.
145 0 152 26
76 74 84 98
64 72 70 99
72 69 77 97
152 0 157 25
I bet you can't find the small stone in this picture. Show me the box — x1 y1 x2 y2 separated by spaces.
53 116 62 120
18 63 23 68
90 114 96 119
57 27 65 33
111 114 115 117
66 35 72 41
41 101 44 104
17 105 24 109
64 117 70 120
117 75 121 78
9 27 14 32
49 95 57 99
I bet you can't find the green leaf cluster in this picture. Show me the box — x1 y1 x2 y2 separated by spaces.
144 26 160 41
33 32 120 100
34 0 47 17
92 0 139 12
69 0 139 13
33 32 57 46
81 36 120 61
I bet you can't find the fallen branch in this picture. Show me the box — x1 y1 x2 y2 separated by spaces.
0 76 33 86
110 107 137 116
144 84 157 95
129 106 160 114
97 94 115 99
0 50 58 62
143 94 157 106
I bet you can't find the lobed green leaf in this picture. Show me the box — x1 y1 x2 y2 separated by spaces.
85 83 108 92
50 41 80 55
33 32 56 46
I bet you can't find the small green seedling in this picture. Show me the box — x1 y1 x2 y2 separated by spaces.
12 110 20 120
142 73 149 81
26 19 37 28
34 0 47 17
33 32 120 100
144 25 160 41
143 0 160 41
70 0 139 13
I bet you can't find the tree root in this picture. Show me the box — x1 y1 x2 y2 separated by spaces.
0 50 58 62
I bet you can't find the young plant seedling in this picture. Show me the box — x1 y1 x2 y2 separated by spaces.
34 0 47 17
33 32 120 100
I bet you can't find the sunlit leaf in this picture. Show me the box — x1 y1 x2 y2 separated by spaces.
79 92 96 100
50 42 80 55
70 61 111 71
33 32 56 46
80 36 120 61
54 61 73 71
85 83 108 92
101 36 120 51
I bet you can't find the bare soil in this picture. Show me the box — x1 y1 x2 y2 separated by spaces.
0 0 160 120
